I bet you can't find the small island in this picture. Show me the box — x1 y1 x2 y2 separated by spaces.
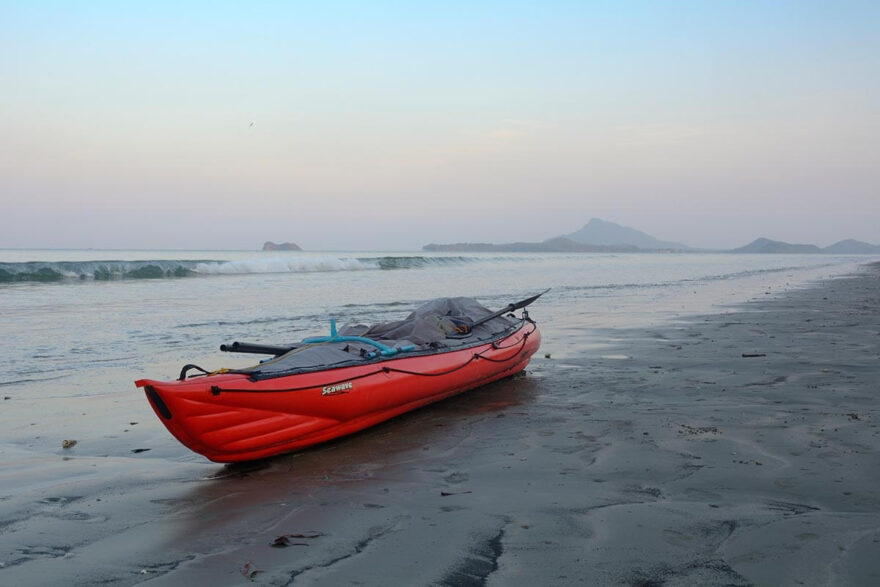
262 241 302 251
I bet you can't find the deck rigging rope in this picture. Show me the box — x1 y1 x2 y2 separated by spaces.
209 322 536 395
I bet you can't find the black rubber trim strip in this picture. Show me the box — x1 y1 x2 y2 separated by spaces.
145 385 173 420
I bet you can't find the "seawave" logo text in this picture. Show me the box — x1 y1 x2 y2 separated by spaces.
322 382 353 396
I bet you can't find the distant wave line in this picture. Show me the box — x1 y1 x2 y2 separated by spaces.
554 264 815 295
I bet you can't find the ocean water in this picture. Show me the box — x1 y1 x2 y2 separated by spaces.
0 249 871 403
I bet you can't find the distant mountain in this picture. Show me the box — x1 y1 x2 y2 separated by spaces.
424 219 880 255
822 239 880 254
423 237 639 253
730 238 822 254
560 218 690 250
262 241 302 251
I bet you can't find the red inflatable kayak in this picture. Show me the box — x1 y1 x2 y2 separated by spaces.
135 294 543 462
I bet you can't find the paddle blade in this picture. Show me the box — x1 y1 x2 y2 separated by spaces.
465 288 550 331
508 287 551 311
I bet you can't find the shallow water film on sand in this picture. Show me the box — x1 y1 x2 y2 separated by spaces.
1 250 878 585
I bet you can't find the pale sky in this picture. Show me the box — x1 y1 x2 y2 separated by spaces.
1 1 878 250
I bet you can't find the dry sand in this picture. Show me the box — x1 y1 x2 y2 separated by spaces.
1 263 879 586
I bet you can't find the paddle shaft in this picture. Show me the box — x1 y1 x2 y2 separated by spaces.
220 341 293 355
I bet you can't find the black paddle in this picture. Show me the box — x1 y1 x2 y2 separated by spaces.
452 288 550 335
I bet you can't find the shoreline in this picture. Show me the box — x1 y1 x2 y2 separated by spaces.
1 263 879 585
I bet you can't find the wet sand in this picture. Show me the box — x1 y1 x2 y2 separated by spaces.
2 263 879 585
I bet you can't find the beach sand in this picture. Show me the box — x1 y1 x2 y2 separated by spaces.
1 263 879 585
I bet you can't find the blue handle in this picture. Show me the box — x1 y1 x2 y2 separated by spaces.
303 319 416 359
364 344 416 359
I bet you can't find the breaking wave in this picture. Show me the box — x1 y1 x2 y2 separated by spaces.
0 260 211 282
0 255 500 283
194 257 371 275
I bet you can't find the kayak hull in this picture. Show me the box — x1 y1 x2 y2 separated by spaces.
136 323 540 462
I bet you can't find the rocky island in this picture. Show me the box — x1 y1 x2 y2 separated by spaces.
262 241 302 251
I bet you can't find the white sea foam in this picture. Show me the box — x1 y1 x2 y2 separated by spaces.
193 256 372 275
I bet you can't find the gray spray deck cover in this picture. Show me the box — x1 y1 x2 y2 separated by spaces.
240 297 520 380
